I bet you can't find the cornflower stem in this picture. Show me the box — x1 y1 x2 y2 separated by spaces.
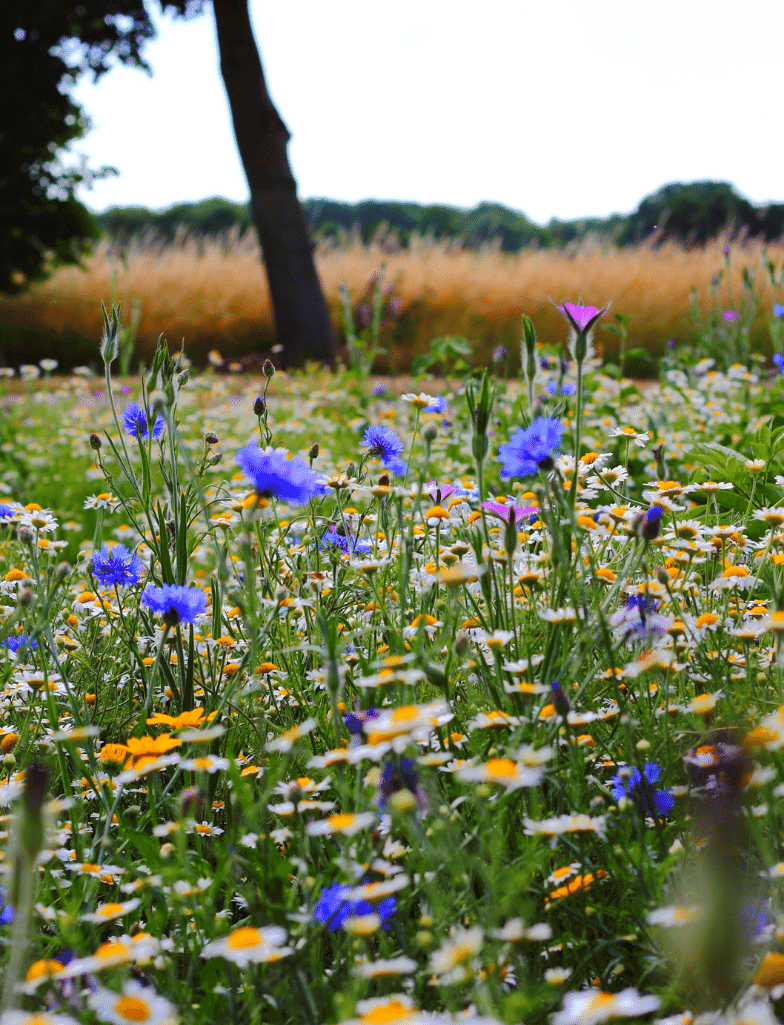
404 409 422 485
143 623 172 722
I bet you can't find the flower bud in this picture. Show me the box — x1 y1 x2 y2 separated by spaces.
253 396 265 417
149 390 167 415
551 681 571 719
262 359 276 378
204 431 219 446
89 433 102 451
55 562 71 581
179 786 204 818
423 422 438 444
377 473 390 488
641 505 663 542
308 443 320 461
177 369 189 387
18 526 34 547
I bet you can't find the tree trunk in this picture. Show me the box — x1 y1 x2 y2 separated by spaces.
212 0 336 368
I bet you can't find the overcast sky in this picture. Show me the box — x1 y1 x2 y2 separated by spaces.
72 0 784 225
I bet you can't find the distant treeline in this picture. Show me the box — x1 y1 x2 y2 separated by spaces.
96 182 784 251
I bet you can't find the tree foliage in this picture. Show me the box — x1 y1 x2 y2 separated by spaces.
2 2 199 294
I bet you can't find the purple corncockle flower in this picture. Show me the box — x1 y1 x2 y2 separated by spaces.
481 501 537 524
423 480 455 504
723 310 739 322
557 302 607 334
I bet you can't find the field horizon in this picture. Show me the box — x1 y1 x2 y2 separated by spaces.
1 231 783 375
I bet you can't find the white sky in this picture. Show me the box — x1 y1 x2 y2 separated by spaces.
73 0 784 225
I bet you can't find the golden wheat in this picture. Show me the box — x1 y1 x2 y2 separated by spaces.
1 230 781 370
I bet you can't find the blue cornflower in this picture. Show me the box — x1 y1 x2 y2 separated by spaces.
0 886 13 925
141 583 207 626
372 383 387 397
609 762 674 818
361 425 407 475
641 504 663 542
378 757 422 811
775 304 784 318
313 882 396 931
0 504 15 519
773 354 784 373
344 707 378 735
235 444 324 505
497 416 564 479
1 634 37 654
546 381 575 396
423 396 448 413
319 525 371 556
493 345 508 363
121 402 165 440
91 544 144 587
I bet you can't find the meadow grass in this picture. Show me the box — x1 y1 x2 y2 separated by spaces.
1 233 783 373
4 307 784 1024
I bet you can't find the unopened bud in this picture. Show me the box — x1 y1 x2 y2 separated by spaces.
179 786 204 817
149 391 167 415
377 473 390 488
18 526 34 546
275 586 289 604
177 369 189 387
23 762 48 815
453 631 470 656
19 585 34 607
89 433 102 451
423 422 438 443
1 733 19 754
640 505 663 543
309 444 320 461
551 681 571 719
345 462 356 479
262 359 275 378
204 431 219 446
656 566 669 586
208 452 222 466
55 562 71 581
253 396 265 417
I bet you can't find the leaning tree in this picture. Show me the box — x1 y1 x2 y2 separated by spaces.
3 1 336 366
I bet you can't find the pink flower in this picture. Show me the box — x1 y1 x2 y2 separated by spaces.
557 302 607 333
423 480 455 503
482 501 537 523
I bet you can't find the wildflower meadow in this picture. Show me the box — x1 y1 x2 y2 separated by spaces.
5 266 784 1025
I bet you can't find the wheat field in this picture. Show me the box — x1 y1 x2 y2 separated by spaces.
1 230 782 371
